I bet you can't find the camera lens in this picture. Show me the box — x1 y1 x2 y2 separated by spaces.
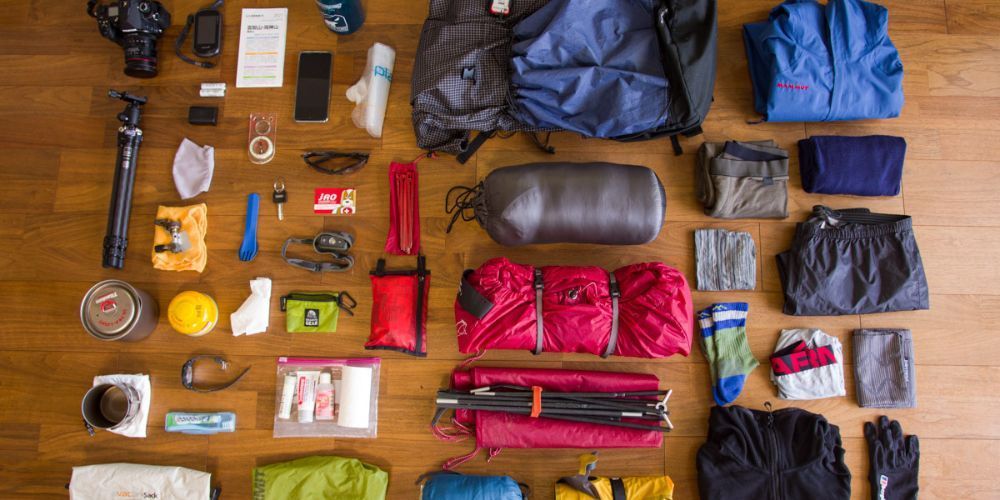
122 33 158 78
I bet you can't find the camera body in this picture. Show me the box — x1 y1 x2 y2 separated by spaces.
88 0 171 78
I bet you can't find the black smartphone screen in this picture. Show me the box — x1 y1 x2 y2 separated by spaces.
294 52 333 123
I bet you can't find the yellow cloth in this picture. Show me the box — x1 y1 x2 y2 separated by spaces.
555 453 674 500
151 204 208 272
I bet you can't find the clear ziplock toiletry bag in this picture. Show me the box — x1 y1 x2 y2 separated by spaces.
273 357 380 438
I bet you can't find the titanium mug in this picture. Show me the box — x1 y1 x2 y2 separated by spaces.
80 280 159 342
81 383 141 430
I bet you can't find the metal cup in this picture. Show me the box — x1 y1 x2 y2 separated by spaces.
82 383 141 430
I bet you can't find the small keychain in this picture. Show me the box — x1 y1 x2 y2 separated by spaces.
273 177 287 221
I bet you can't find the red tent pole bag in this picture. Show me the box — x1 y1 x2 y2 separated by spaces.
432 365 665 469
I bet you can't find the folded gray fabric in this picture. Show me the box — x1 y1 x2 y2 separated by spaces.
769 328 846 400
695 229 756 291
853 329 916 408
172 138 214 200
696 140 789 219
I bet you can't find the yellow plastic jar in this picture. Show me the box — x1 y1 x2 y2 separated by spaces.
167 291 219 337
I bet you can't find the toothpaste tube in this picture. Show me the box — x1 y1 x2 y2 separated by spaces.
165 412 236 434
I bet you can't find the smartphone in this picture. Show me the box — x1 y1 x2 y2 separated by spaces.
294 51 333 123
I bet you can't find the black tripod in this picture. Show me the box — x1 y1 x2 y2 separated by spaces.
102 89 147 269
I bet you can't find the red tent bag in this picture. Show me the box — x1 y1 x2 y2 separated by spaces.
455 257 694 358
434 366 664 469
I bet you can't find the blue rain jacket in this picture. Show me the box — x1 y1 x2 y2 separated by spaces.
509 0 669 138
743 0 903 122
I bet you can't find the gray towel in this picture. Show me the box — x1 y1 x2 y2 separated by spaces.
695 229 756 291
853 329 916 408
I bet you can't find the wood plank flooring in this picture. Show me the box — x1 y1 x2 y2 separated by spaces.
1 0 999 498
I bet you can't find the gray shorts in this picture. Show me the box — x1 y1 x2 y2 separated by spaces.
697 140 789 219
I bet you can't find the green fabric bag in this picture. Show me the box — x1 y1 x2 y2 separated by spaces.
252 455 388 500
281 292 356 333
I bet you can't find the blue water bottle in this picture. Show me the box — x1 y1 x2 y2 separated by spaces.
316 0 366 35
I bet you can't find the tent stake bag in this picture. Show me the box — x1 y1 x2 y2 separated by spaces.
411 0 717 159
446 162 666 246
456 257 694 358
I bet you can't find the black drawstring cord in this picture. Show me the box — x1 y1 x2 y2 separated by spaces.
445 183 484 233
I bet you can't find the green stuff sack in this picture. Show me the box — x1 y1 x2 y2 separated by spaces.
252 455 388 500
281 292 356 333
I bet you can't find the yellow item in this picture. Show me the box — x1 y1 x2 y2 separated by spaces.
167 291 219 336
151 203 208 272
555 453 674 500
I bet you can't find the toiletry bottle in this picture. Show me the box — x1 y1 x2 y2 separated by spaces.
315 371 335 421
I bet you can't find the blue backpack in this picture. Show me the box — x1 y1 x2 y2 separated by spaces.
411 0 718 161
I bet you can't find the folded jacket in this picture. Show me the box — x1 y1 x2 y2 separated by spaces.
697 140 788 219
151 204 208 273
743 0 904 122
853 329 916 408
799 135 906 196
769 328 846 400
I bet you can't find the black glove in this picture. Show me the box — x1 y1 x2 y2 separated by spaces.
864 416 919 500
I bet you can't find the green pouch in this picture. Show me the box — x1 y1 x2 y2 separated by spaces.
280 292 356 333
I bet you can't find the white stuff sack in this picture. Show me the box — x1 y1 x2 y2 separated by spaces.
69 463 211 500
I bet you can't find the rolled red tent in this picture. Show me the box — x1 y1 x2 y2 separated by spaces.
454 257 694 358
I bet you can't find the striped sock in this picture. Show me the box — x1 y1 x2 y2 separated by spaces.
705 302 758 406
697 308 719 393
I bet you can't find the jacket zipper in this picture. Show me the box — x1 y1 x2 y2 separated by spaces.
765 402 780 500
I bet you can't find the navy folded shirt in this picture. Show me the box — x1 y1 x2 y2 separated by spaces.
798 135 906 196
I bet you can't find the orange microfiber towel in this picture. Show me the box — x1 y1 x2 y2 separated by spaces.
151 203 208 273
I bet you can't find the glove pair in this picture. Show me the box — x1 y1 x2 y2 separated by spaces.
865 416 919 500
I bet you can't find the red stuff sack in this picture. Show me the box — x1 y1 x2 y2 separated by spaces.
455 257 693 359
366 257 430 357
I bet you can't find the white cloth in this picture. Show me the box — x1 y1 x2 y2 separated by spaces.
769 328 846 400
91 374 150 438
231 277 271 336
346 42 395 138
70 463 212 500
172 138 215 200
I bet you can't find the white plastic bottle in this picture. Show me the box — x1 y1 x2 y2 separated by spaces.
315 371 335 421
345 42 395 138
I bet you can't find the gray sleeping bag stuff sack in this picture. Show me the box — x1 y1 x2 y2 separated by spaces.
446 162 665 246
411 0 717 162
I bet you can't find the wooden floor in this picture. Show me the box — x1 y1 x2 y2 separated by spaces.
1 0 999 498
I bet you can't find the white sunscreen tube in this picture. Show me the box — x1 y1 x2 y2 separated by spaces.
296 371 320 423
278 373 297 419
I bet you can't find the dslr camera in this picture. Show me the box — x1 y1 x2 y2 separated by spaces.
87 0 171 78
